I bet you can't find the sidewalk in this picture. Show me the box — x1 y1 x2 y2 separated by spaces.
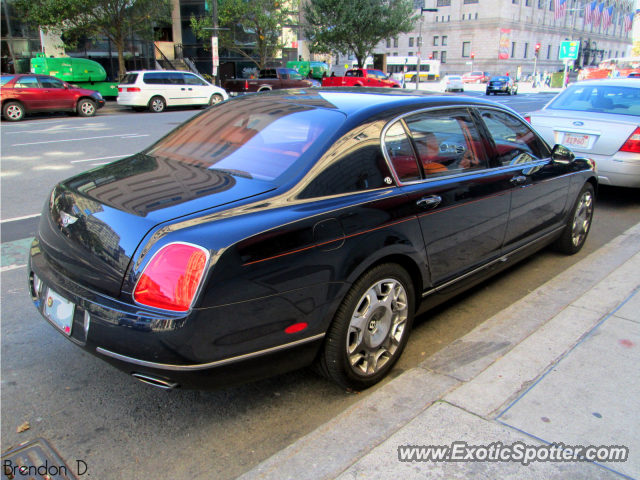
239 222 640 480
407 81 563 95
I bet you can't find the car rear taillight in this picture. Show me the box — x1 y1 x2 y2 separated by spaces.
524 116 531 123
244 80 249 90
118 87 122 92
126 87 141 92
133 243 209 312
620 127 640 153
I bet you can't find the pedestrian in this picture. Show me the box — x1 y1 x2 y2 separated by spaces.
330 72 336 77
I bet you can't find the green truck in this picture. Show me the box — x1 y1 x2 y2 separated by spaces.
30 54 119 98
285 61 330 80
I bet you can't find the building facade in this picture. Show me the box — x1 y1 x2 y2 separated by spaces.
374 0 633 77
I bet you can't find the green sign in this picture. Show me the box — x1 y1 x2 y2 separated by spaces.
559 41 580 60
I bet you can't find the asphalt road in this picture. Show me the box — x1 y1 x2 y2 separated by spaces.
2 94 639 480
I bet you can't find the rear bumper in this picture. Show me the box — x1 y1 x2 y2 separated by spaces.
28 237 329 389
580 151 640 188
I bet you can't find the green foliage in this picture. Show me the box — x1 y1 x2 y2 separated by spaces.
303 0 419 68
191 0 298 70
15 0 173 75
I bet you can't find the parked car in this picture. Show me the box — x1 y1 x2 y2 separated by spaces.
526 78 640 188
486 76 518 95
116 70 228 113
29 88 596 391
462 71 490 83
1 74 105 121
439 75 464 92
224 68 312 95
322 69 401 88
626 72 640 78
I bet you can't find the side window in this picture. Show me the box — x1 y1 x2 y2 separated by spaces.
404 109 489 178
184 74 207 86
479 110 550 165
163 72 185 85
14 76 39 88
366 70 379 79
144 72 165 84
40 77 65 88
384 121 420 182
300 125 389 198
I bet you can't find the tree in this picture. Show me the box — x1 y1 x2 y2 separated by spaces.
191 0 298 71
303 0 419 68
15 0 173 78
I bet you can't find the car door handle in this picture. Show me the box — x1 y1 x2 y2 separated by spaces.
510 175 527 185
416 195 442 209
181 88 186 90
188 88 193 91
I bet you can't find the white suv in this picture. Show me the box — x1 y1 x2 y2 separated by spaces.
117 70 229 113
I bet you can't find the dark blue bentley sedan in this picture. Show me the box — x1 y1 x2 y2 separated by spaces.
28 88 596 390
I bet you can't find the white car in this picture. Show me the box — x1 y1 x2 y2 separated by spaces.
440 75 464 92
527 78 640 188
117 70 228 113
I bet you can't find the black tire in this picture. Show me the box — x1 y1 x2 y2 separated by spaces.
486 92 491 96
209 93 224 106
132 106 146 112
77 99 96 117
513 88 518 95
313 263 415 390
555 183 595 255
149 96 166 113
2 101 25 121
507 89 512 95
411 75 417 82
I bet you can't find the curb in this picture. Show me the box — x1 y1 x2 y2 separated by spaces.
238 221 640 480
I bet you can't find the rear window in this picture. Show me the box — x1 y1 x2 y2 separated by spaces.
449 76 461 80
146 100 345 183
547 84 640 116
259 69 278 79
345 70 363 77
491 76 510 82
1 76 14 86
120 73 138 85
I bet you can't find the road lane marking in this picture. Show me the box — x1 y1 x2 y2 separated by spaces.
11 134 149 147
1 264 26 272
71 154 134 163
1 238 33 271
1 214 41 223
4 125 106 134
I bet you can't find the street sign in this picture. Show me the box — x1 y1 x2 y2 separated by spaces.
465 61 473 65
559 41 579 60
212 37 219 75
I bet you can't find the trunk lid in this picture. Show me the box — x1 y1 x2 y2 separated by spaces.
38 154 276 297
531 110 639 156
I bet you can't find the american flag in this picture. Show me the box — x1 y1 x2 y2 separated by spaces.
624 12 633 32
593 2 604 27
555 0 567 20
584 1 597 24
602 6 614 29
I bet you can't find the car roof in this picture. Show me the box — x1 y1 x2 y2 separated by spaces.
230 87 515 119
124 70 198 74
573 78 640 87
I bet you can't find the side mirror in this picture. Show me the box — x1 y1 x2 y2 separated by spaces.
551 144 576 164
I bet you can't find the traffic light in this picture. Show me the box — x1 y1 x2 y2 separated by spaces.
471 52 475 60
535 43 541 58
429 53 433 59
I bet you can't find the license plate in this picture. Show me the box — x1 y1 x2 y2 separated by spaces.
563 132 590 148
44 288 75 336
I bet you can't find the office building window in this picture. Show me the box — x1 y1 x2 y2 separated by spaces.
418 36 423 47
386 38 391 48
393 52 398 56
525 0 531 5
475 13 478 18
448 15 451 20
437 0 451 5
549 0 554 10
464 0 478 3
408 52 413 56
538 0 543 8
511 42 516 57
462 41 471 57
432 51 438 60
434 36 439 46
462 14 465 20
394 37 398 47
547 45 551 59
435 16 438 22
512 0 518 3
442 36 448 45
441 51 447 63
524 42 528 58
409 37 414 47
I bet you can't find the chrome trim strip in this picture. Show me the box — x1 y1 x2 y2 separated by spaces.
96 333 326 371
421 288 436 298
434 225 565 292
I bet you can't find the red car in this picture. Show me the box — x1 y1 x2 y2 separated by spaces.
1 74 105 121
322 69 401 88
462 71 491 84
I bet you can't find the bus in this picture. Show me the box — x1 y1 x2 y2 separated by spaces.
581 57 640 80
386 56 441 82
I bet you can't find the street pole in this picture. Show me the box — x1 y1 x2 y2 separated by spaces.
212 0 219 86
416 7 437 88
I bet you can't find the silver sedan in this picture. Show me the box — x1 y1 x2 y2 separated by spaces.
527 78 640 188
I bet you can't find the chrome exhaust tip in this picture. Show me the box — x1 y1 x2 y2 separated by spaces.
132 373 179 390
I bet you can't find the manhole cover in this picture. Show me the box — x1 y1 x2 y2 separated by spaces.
2 439 76 480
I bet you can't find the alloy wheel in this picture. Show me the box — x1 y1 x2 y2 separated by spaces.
6 104 23 120
346 278 408 376
151 98 164 112
572 191 593 246
81 102 94 115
